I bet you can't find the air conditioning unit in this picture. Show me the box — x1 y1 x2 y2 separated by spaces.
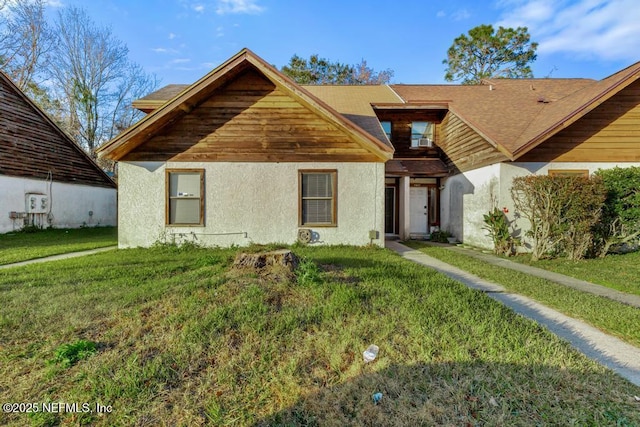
418 138 433 148
298 228 312 244
25 193 48 214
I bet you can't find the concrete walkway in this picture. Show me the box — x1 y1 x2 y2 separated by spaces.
443 243 640 308
386 240 640 387
0 246 117 269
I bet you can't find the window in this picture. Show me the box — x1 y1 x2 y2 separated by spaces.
548 169 589 177
410 121 434 148
380 121 392 140
166 169 204 225
299 170 337 226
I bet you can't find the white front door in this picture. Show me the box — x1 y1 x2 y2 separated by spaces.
410 187 428 235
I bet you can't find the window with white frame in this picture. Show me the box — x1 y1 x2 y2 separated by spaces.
410 121 434 148
166 169 204 225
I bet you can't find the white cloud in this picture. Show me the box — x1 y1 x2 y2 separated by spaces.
451 8 471 21
436 10 446 18
171 58 191 64
152 47 179 54
168 32 177 40
193 4 205 13
216 26 224 37
496 0 640 62
216 0 264 15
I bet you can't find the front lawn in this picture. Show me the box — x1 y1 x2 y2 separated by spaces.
405 242 640 347
0 227 117 265
1 245 638 426
509 250 640 297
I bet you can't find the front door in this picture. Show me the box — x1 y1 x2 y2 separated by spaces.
410 187 428 235
385 187 396 234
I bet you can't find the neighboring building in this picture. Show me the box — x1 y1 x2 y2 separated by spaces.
0 71 116 234
97 48 640 249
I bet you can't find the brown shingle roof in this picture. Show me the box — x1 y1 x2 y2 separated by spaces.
391 78 596 157
302 85 401 146
128 55 640 163
97 48 394 161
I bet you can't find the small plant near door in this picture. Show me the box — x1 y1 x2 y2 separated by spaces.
429 230 451 243
483 207 519 256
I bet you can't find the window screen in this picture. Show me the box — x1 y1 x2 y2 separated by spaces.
410 121 434 148
300 171 336 226
167 170 204 225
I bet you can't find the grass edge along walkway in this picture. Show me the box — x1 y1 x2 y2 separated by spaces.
439 243 640 308
0 246 117 269
386 240 640 387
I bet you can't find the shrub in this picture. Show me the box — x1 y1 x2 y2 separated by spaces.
482 207 519 256
429 230 451 243
511 175 606 260
593 167 640 256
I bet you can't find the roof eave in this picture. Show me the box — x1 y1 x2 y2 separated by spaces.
512 69 640 159
98 48 393 162
446 105 516 160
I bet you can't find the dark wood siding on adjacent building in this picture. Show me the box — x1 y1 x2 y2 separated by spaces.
124 69 381 162
438 112 508 172
520 80 640 162
374 110 445 158
0 73 115 188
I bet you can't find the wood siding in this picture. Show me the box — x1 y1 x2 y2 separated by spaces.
437 112 508 172
124 69 381 162
375 110 444 158
0 74 115 188
520 79 640 162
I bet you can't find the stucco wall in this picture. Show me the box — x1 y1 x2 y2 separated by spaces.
440 164 501 248
441 162 640 250
118 161 385 248
0 175 117 233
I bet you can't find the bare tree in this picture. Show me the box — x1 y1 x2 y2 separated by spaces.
47 6 157 155
0 0 53 91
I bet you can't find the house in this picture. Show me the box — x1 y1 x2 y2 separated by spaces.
97 48 640 249
0 71 117 234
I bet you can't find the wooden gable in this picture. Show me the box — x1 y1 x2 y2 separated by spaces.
519 79 640 162
123 68 382 162
438 112 508 172
0 73 115 188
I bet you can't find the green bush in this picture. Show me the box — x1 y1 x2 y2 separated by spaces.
482 207 519 256
429 230 451 243
511 175 606 260
593 167 640 256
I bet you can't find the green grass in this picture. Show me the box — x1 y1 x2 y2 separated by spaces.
0 227 117 265
1 244 638 426
405 242 640 348
508 250 640 297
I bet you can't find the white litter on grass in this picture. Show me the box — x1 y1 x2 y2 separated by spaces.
363 344 379 363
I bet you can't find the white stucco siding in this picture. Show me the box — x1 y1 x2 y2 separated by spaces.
117 161 385 248
440 164 501 249
500 162 640 251
0 174 116 233
440 161 640 250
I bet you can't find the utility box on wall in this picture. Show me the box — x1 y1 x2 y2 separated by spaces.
25 193 48 214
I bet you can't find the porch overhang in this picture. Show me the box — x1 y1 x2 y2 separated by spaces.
385 158 449 177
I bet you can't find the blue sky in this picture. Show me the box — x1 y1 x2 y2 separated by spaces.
49 0 640 86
